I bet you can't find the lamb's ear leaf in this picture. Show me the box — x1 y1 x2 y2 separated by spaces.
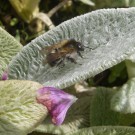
91 87 135 126
111 78 135 114
90 87 120 126
0 80 47 135
35 96 91 134
67 126 135 135
8 8 135 88
0 27 22 79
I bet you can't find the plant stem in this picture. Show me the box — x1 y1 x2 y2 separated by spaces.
47 0 69 17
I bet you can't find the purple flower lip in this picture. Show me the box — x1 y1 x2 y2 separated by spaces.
36 87 77 126
1 70 8 80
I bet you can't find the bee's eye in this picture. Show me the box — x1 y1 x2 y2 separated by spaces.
78 44 82 48
77 43 84 51
79 45 81 48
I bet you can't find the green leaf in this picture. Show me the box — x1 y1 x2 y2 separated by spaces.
111 78 135 113
8 8 135 89
90 87 135 126
0 27 22 78
68 126 135 135
93 0 128 8
125 60 135 78
90 87 119 126
0 80 48 135
108 62 127 83
35 96 91 134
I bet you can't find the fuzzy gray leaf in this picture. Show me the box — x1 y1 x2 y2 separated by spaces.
0 80 47 135
9 8 135 88
0 27 22 78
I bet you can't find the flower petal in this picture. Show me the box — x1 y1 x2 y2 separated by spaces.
1 70 8 80
36 87 77 125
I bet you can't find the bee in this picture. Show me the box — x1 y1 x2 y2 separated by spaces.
42 39 84 67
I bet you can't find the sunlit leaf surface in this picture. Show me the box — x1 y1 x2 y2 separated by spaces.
9 8 135 88
9 0 40 22
0 27 22 78
0 80 47 135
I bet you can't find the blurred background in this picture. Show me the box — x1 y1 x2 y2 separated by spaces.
0 0 134 90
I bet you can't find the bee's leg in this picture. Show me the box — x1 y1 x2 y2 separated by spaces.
56 58 65 68
66 56 77 64
77 51 83 58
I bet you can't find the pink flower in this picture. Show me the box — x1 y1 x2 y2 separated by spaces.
1 70 8 80
36 87 77 126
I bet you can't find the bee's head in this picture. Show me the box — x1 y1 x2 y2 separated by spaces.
70 39 84 51
75 42 84 51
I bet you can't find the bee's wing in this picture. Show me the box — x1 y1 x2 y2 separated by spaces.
59 47 75 54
